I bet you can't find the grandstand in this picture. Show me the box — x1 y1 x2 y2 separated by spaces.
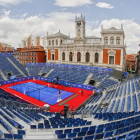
0 54 140 140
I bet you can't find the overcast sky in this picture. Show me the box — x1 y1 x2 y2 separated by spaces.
0 0 140 54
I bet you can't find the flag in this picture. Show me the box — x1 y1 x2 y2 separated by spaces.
5 46 7 53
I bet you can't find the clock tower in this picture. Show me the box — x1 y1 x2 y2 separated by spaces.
75 14 85 39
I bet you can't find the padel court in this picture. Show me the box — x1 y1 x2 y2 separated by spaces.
9 82 74 105
1 79 94 111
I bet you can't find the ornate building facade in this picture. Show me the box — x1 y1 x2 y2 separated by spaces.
45 15 126 71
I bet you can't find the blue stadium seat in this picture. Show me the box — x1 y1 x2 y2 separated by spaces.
94 133 104 140
67 124 72 127
4 134 13 139
38 123 44 129
73 138 83 140
77 131 86 137
67 132 77 138
13 134 23 140
45 125 51 129
30 125 36 129
81 127 89 132
84 136 94 140
57 134 66 139
18 130 26 135
73 128 81 133
103 131 113 138
64 129 72 134
87 130 95 135
55 130 63 135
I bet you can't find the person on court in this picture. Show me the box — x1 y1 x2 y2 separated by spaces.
71 106 74 118
57 90 62 102
81 90 83 95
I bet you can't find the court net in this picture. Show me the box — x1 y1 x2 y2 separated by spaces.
25 86 59 95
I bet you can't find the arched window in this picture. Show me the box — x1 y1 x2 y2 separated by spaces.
56 40 58 45
104 37 108 44
95 53 99 63
85 52 90 62
62 52 65 61
77 52 81 62
61 40 63 44
116 37 120 44
49 40 51 45
110 37 114 44
69 52 73 61
52 40 54 46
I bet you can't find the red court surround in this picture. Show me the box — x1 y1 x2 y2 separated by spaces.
1 79 94 112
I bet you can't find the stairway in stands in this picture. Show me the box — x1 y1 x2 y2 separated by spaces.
0 69 7 80
44 69 54 77
83 73 93 85
6 57 26 77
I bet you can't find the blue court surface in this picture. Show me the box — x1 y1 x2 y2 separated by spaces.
9 82 74 105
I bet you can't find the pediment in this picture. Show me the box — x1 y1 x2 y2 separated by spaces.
107 49 116 55
50 49 55 53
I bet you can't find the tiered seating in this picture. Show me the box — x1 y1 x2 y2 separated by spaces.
127 96 131 111
8 56 29 76
133 94 138 111
0 55 20 76
109 100 115 113
48 68 90 84
120 98 125 112
97 78 118 90
2 60 140 140
55 113 140 140
27 65 45 76
0 75 4 81
0 55 29 78
26 63 115 86
114 99 120 113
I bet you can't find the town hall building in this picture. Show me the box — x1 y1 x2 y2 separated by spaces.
45 15 126 71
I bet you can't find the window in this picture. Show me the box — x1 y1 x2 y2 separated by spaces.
104 37 108 44
61 40 63 45
95 53 99 63
52 40 54 46
52 54 54 60
116 37 120 44
34 52 36 56
77 52 81 62
62 52 65 61
85 52 90 62
110 37 114 44
49 40 51 45
32 52 33 56
56 40 58 45
77 22 81 26
69 52 73 61
109 56 114 64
